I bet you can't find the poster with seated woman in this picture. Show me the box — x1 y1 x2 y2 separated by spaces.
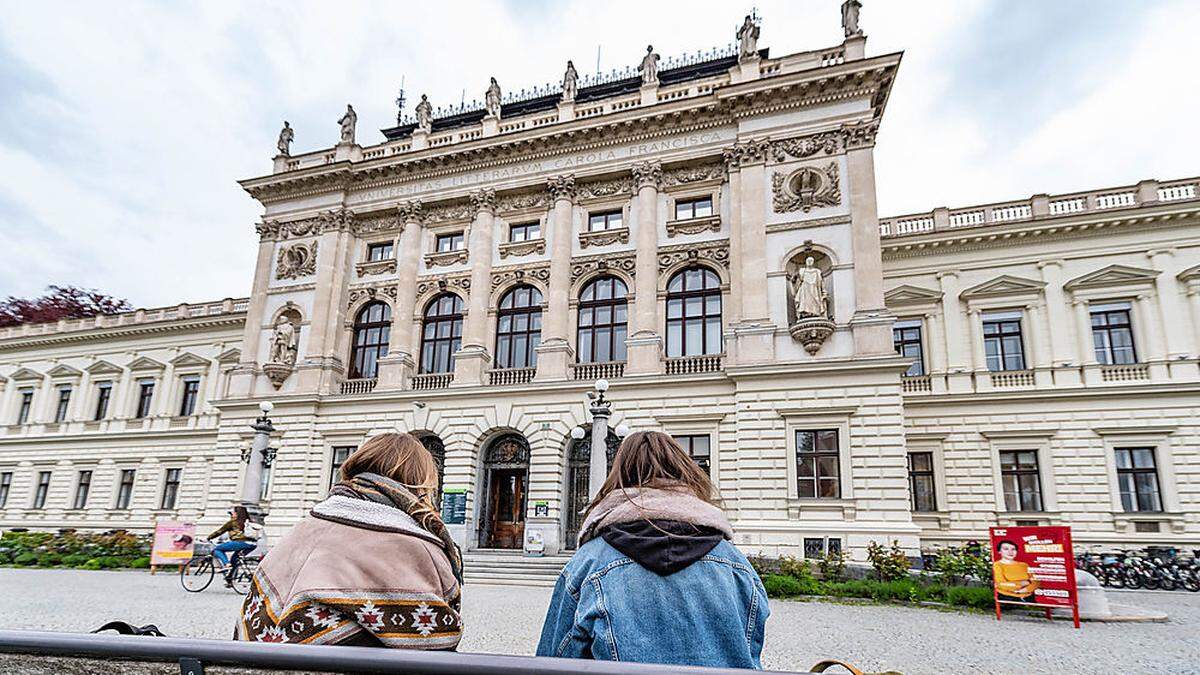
988 526 1080 628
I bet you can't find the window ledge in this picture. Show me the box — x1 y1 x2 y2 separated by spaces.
498 238 546 259
355 259 397 277
665 215 721 238
424 249 469 268
1111 511 1185 522
578 227 630 249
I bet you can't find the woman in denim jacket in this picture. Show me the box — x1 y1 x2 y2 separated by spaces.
537 431 769 668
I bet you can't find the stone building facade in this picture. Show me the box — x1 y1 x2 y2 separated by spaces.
0 19 1196 560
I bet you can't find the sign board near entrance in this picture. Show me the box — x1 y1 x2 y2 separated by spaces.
150 520 196 566
989 525 1080 628
441 488 468 525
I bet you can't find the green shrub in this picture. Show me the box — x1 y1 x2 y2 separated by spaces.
930 544 993 584
82 559 103 570
763 574 806 597
13 552 38 566
37 553 63 567
866 540 911 582
817 549 847 582
944 585 995 610
61 554 90 567
129 557 151 569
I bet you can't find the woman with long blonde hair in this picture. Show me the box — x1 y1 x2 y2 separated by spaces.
537 430 769 668
236 432 462 649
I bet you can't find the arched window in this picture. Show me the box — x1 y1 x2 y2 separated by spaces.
495 285 543 369
420 294 464 374
666 266 722 357
577 276 628 363
349 301 391 379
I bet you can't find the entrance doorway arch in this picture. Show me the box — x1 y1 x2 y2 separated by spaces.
563 427 620 548
478 433 530 549
416 433 446 497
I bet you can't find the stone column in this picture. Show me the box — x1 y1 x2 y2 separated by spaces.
154 357 177 417
69 370 92 421
937 272 967 370
454 190 497 386
967 309 987 372
111 362 133 420
626 162 664 375
228 228 278 398
202 355 222 414
1138 293 1170 382
535 176 577 381
1027 303 1053 386
1187 285 1200 352
926 312 947 372
1072 299 1097 365
36 372 55 423
1149 249 1192 359
301 210 355 395
377 202 424 391
843 122 894 355
1037 261 1074 366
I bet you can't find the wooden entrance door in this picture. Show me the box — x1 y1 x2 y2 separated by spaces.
486 468 526 549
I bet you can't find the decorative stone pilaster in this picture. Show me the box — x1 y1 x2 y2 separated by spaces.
454 190 497 387
227 231 278 398
299 210 355 395
377 201 425 391
535 176 577 382
626 162 664 375
842 121 894 355
723 140 777 364
1149 249 1192 360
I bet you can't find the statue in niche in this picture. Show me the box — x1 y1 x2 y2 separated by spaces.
338 104 357 144
415 94 433 133
639 45 659 85
787 253 836 355
737 15 760 60
485 78 502 118
276 121 294 156
269 316 298 366
561 60 578 102
841 0 863 38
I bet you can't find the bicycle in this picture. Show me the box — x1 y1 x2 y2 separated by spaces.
180 541 260 595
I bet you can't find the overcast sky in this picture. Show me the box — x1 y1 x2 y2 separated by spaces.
2 0 1197 308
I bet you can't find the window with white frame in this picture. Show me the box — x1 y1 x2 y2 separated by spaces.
32 471 51 509
54 386 72 423
94 382 113 420
795 429 840 499
367 241 394 261
674 196 714 220
16 390 33 424
509 221 540 242
587 209 623 232
160 468 182 509
893 319 925 376
435 232 465 252
982 311 1026 372
115 469 136 509
673 434 711 476
1000 450 1042 511
73 470 92 509
1090 302 1137 365
1115 447 1161 512
135 380 155 418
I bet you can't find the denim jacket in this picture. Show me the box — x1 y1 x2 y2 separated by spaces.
536 488 769 669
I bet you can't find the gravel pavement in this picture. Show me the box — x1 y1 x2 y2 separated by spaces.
1 568 1196 674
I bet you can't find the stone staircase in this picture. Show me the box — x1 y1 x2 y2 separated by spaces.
462 550 572 587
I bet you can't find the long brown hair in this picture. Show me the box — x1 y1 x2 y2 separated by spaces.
340 432 440 509
583 430 716 520
231 505 250 529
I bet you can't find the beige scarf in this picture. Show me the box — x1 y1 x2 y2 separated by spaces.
577 484 733 546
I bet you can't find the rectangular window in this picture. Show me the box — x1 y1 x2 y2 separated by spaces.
509 222 540 242
0 472 10 507
587 210 623 232
136 380 155 418
94 382 113 421
367 242 394 262
1091 304 1137 365
436 232 464 252
33 471 51 509
796 429 840 499
73 470 92 510
907 452 937 512
893 320 925 376
178 377 200 416
983 314 1026 372
330 446 355 489
674 196 714 220
260 465 272 501
674 434 711 476
1000 450 1042 512
115 469 136 509
1115 447 1161 512
17 390 34 425
160 468 181 510
55 386 72 423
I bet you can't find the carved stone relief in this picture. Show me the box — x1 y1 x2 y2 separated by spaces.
660 162 726 188
424 249 470 268
657 241 730 275
496 190 549 213
356 259 398 277
424 201 474 224
352 211 402 237
257 208 354 241
346 285 398 310
769 132 842 161
491 265 550 292
772 163 841 213
579 228 630 248
570 253 637 286
415 274 471 302
576 176 634 201
498 239 546 259
275 241 318 280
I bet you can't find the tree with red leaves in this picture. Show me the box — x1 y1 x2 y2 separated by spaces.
0 286 133 328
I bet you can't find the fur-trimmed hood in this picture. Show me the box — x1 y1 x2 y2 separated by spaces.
577 485 733 546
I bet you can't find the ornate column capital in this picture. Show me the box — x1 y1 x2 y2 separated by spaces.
317 207 354 233
255 220 280 242
721 139 770 170
631 161 662 190
841 119 880 150
397 200 425 224
547 175 577 202
470 188 496 215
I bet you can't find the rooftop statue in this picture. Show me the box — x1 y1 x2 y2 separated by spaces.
639 45 660 86
338 104 357 144
485 77 502 118
276 121 293 157
415 94 433 133
737 15 760 60
842 0 863 38
562 60 578 103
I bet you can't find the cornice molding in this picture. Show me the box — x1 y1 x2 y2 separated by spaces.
0 315 245 353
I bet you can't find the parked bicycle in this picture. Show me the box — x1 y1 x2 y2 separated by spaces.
1074 547 1200 592
180 541 260 595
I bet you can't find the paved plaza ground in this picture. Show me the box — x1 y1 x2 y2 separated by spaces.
0 568 1196 673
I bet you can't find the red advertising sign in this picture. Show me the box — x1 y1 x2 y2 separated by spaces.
151 520 197 567
989 526 1080 628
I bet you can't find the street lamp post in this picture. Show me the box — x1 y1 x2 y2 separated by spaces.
586 380 612 500
239 401 276 518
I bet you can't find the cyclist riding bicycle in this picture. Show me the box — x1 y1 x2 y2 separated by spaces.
207 506 260 587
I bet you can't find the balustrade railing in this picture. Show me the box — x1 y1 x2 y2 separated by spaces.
879 177 1200 238
901 375 932 393
487 368 536 386
1100 363 1150 383
665 354 723 375
0 297 249 340
989 370 1034 388
412 373 453 391
339 378 377 395
574 361 626 381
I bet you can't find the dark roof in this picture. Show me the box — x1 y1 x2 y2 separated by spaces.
379 50 764 142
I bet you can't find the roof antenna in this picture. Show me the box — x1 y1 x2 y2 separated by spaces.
394 75 406 124
460 89 466 111
595 44 602 77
